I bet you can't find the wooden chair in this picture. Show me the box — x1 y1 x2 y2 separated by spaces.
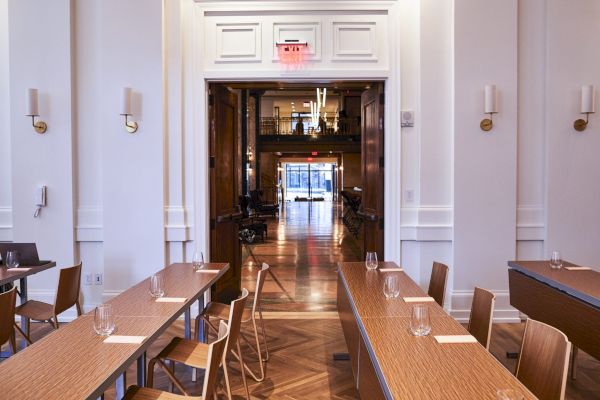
516 319 571 400
148 289 250 399
467 287 495 350
124 327 228 400
427 261 448 307
15 262 83 342
198 263 270 382
0 287 18 355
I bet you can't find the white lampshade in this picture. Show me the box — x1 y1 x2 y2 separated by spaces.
581 85 595 114
26 88 39 116
484 84 497 114
120 87 133 115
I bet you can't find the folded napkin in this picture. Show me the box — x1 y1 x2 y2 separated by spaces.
379 268 404 272
196 269 219 274
403 296 435 303
564 266 592 271
434 335 478 344
8 267 32 272
155 297 187 303
104 335 146 344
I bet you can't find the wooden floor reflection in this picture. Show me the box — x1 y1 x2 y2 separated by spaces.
242 201 361 312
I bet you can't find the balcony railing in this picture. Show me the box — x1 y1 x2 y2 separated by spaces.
260 116 360 136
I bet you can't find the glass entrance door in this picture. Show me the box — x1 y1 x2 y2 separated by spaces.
284 162 336 201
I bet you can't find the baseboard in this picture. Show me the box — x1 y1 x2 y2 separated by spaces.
449 289 522 323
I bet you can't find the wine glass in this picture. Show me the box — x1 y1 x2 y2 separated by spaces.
6 251 19 269
149 274 165 298
93 304 115 336
383 275 400 299
410 305 431 336
550 250 563 269
193 251 205 271
365 251 378 270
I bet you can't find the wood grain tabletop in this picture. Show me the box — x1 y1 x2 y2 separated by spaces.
0 262 229 399
0 261 57 286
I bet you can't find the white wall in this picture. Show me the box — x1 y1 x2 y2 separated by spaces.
1 0 600 322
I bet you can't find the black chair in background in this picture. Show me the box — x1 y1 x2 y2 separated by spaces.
249 190 278 218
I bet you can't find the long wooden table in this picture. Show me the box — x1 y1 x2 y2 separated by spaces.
0 261 57 354
508 260 600 361
0 262 228 399
338 261 535 400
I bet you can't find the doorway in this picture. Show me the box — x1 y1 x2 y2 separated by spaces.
208 81 385 309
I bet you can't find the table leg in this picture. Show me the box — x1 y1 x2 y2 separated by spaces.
19 277 29 350
116 372 126 399
191 297 205 382
137 352 146 386
184 308 191 340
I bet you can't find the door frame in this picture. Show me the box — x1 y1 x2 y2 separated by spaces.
187 5 403 266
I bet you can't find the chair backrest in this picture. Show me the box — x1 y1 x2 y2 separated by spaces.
54 262 82 315
427 261 448 307
201 324 229 399
0 286 17 346
252 263 270 314
467 287 495 350
225 288 249 353
516 319 571 400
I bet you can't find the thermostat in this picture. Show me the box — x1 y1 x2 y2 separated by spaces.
401 110 414 127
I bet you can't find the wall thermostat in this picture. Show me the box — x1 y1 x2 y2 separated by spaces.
401 110 414 127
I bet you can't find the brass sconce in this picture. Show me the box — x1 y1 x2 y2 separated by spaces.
574 85 595 132
120 87 138 133
480 84 497 132
25 88 47 134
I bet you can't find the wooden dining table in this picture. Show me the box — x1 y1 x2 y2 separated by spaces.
0 262 229 399
0 261 57 354
338 261 536 399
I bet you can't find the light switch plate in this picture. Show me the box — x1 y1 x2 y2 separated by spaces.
94 273 103 285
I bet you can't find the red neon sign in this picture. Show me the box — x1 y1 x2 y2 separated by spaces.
276 41 308 69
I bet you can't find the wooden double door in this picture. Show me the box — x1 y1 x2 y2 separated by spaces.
208 82 385 302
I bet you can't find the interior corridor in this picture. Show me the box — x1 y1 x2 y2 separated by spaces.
241 201 362 312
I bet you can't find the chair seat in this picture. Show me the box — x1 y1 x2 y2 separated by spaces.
204 301 252 323
15 300 54 321
158 337 210 369
124 386 202 400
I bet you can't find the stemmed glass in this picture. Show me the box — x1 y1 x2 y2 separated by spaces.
383 275 400 299
6 251 19 269
149 274 165 298
93 304 115 336
193 251 205 271
365 251 378 270
410 305 431 336
550 250 563 269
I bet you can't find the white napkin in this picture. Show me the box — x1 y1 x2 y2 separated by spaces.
434 335 478 344
564 266 592 271
104 335 146 344
379 268 404 272
196 269 219 274
156 297 187 303
403 296 435 303
8 267 32 272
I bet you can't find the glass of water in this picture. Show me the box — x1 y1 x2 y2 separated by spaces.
410 305 431 336
383 275 400 299
149 273 165 298
550 250 563 269
365 251 378 270
6 251 19 269
193 251 205 271
93 304 115 336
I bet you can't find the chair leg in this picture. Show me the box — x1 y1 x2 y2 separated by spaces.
147 357 157 388
14 323 32 345
222 354 232 400
252 319 266 380
258 310 269 361
8 331 16 355
76 301 83 316
157 359 188 396
571 346 579 380
237 340 251 400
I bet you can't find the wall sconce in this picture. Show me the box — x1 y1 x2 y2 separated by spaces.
25 88 47 134
574 85 595 132
480 84 498 132
120 87 138 133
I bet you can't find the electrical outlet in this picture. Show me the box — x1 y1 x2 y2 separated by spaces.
406 189 415 203
94 273 103 285
84 273 93 286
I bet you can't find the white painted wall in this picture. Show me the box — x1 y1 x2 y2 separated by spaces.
1 0 600 322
